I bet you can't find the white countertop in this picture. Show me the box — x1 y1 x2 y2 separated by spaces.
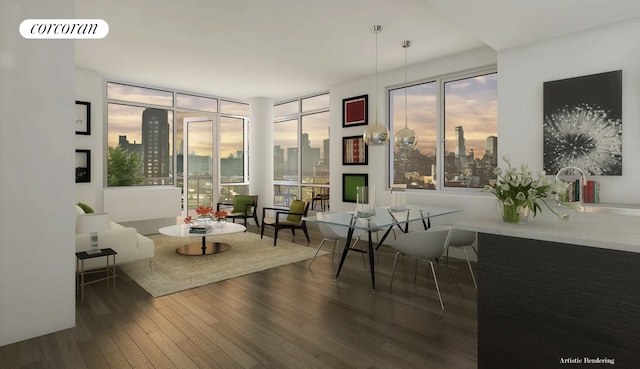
454 210 640 253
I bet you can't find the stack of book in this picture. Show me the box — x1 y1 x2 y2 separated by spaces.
583 180 600 203
563 179 600 203
189 225 211 234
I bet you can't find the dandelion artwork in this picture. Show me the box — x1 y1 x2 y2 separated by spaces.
543 70 622 175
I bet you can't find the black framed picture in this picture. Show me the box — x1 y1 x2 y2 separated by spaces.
543 70 622 175
342 135 368 165
342 95 368 128
75 100 91 135
342 173 368 203
75 149 91 183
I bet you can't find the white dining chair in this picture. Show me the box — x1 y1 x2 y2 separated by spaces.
389 225 452 310
446 229 478 288
308 212 362 268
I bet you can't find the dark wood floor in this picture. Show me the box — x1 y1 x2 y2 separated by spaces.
0 222 478 369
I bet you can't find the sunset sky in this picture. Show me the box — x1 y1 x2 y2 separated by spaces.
107 73 497 161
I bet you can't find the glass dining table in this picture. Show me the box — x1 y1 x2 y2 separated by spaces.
304 205 461 290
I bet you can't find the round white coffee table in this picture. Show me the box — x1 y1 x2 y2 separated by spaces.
158 223 246 256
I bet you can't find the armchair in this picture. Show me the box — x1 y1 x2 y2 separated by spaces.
260 200 310 246
217 195 259 228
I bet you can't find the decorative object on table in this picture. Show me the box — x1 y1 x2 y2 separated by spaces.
342 95 368 127
76 213 110 254
543 70 622 175
212 210 228 228
394 40 417 149
75 149 91 183
342 173 368 203
342 135 368 165
482 155 579 223
390 183 407 211
362 25 390 146
214 210 227 222
190 205 214 233
555 166 587 208
75 100 91 135
356 185 376 218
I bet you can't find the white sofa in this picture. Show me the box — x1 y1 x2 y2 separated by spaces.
75 205 154 271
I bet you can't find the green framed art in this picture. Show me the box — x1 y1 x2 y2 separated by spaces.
342 173 368 203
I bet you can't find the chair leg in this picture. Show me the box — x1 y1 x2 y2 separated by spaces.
464 248 478 288
308 238 329 268
428 260 445 310
254 214 260 228
260 222 266 239
390 252 401 290
302 223 310 243
273 227 279 246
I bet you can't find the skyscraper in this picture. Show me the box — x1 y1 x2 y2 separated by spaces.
141 108 170 182
486 135 498 165
455 126 466 159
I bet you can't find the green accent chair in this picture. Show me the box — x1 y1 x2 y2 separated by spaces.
260 200 310 246
217 195 259 228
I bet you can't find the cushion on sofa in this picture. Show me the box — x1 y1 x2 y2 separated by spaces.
77 202 95 213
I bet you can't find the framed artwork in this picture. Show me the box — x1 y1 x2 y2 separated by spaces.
75 149 91 183
543 70 622 175
342 173 368 203
75 100 91 135
342 135 368 165
342 94 368 127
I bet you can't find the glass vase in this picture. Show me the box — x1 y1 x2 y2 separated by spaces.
356 185 376 218
197 214 213 227
502 204 530 223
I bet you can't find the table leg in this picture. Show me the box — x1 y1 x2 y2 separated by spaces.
81 259 85 302
106 254 110 288
201 236 206 255
335 225 355 280
367 230 375 290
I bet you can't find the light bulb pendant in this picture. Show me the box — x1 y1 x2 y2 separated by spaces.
394 126 417 148
364 122 390 145
394 39 417 149
363 24 390 146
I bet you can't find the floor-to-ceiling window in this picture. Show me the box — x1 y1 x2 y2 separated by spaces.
273 93 330 207
389 69 497 190
106 81 249 208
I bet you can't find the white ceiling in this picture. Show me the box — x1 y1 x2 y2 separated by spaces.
75 0 640 102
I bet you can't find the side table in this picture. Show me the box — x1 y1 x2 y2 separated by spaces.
75 248 117 302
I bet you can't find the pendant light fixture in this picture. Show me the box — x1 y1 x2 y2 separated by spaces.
363 25 390 146
394 40 417 149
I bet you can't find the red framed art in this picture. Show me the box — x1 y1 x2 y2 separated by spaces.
342 94 368 127
342 135 368 165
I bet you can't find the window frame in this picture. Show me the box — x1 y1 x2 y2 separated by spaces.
387 66 498 193
105 80 249 190
273 92 330 204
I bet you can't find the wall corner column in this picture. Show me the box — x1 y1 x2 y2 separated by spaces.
249 97 274 208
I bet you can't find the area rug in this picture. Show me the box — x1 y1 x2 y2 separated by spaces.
119 232 326 297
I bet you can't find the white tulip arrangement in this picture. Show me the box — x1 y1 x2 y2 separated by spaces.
482 155 580 222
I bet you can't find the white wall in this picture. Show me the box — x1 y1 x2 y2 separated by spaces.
0 0 75 346
75 67 106 210
498 18 640 205
329 46 498 217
